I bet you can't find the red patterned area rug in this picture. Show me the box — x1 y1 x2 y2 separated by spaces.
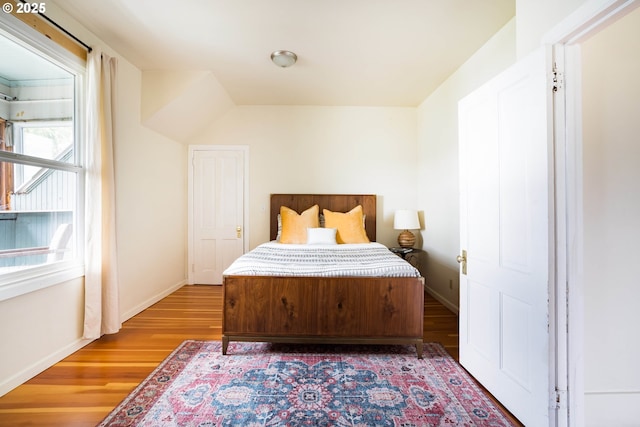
98 340 516 426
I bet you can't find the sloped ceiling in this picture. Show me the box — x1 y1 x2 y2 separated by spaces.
141 71 234 142
49 0 515 141
53 0 514 107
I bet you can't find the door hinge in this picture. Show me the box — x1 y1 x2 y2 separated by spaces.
552 63 564 92
192 264 195 273
551 388 567 410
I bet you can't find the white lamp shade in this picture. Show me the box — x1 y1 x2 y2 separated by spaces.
394 210 420 230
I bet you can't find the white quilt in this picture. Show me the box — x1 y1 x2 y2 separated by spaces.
223 241 421 278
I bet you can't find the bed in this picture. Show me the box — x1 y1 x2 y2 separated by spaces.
222 194 426 358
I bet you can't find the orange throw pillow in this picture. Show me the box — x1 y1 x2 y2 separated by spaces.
323 205 370 244
279 205 319 244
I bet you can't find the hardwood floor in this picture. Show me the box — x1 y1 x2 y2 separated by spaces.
0 285 520 426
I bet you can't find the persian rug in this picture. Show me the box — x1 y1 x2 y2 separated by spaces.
98 340 516 426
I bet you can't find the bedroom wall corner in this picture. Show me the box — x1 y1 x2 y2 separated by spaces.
111 58 189 319
415 18 516 311
188 105 419 249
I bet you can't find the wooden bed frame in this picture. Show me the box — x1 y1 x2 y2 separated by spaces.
222 194 426 358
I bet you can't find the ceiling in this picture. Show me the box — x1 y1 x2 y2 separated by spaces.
51 0 515 107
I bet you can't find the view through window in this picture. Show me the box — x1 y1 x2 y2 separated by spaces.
0 25 83 284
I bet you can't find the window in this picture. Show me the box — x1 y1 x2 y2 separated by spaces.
0 16 85 300
12 122 74 192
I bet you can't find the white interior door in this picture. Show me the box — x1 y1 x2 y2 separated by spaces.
190 148 245 285
458 48 551 427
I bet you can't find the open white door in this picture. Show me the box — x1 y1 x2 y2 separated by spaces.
458 48 552 426
190 147 246 285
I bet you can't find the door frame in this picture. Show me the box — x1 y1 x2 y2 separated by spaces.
544 0 640 425
187 145 249 285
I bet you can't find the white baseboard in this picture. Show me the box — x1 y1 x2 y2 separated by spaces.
0 337 93 397
425 286 459 315
121 280 186 322
0 279 187 397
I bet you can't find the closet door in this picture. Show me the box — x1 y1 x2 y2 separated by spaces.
190 147 245 285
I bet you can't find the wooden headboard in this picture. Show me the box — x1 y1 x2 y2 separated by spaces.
270 194 377 242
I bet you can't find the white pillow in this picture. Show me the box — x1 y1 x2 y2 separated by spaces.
306 227 337 245
276 214 282 241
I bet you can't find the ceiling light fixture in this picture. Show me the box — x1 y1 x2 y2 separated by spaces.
270 50 297 68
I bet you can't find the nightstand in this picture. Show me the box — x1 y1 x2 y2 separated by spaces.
390 247 413 259
389 247 425 272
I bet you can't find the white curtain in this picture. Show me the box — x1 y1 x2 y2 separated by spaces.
83 48 121 339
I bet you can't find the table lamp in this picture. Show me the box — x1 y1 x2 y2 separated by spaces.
394 209 420 248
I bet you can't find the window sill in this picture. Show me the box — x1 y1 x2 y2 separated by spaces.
0 262 84 302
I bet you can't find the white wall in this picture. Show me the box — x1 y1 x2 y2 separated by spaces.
581 7 640 425
0 278 85 394
515 0 587 57
111 57 188 320
0 5 187 395
415 19 516 310
189 106 418 249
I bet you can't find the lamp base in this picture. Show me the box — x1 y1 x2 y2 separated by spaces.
397 230 416 248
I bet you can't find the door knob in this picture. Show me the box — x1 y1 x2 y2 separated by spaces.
457 250 467 275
